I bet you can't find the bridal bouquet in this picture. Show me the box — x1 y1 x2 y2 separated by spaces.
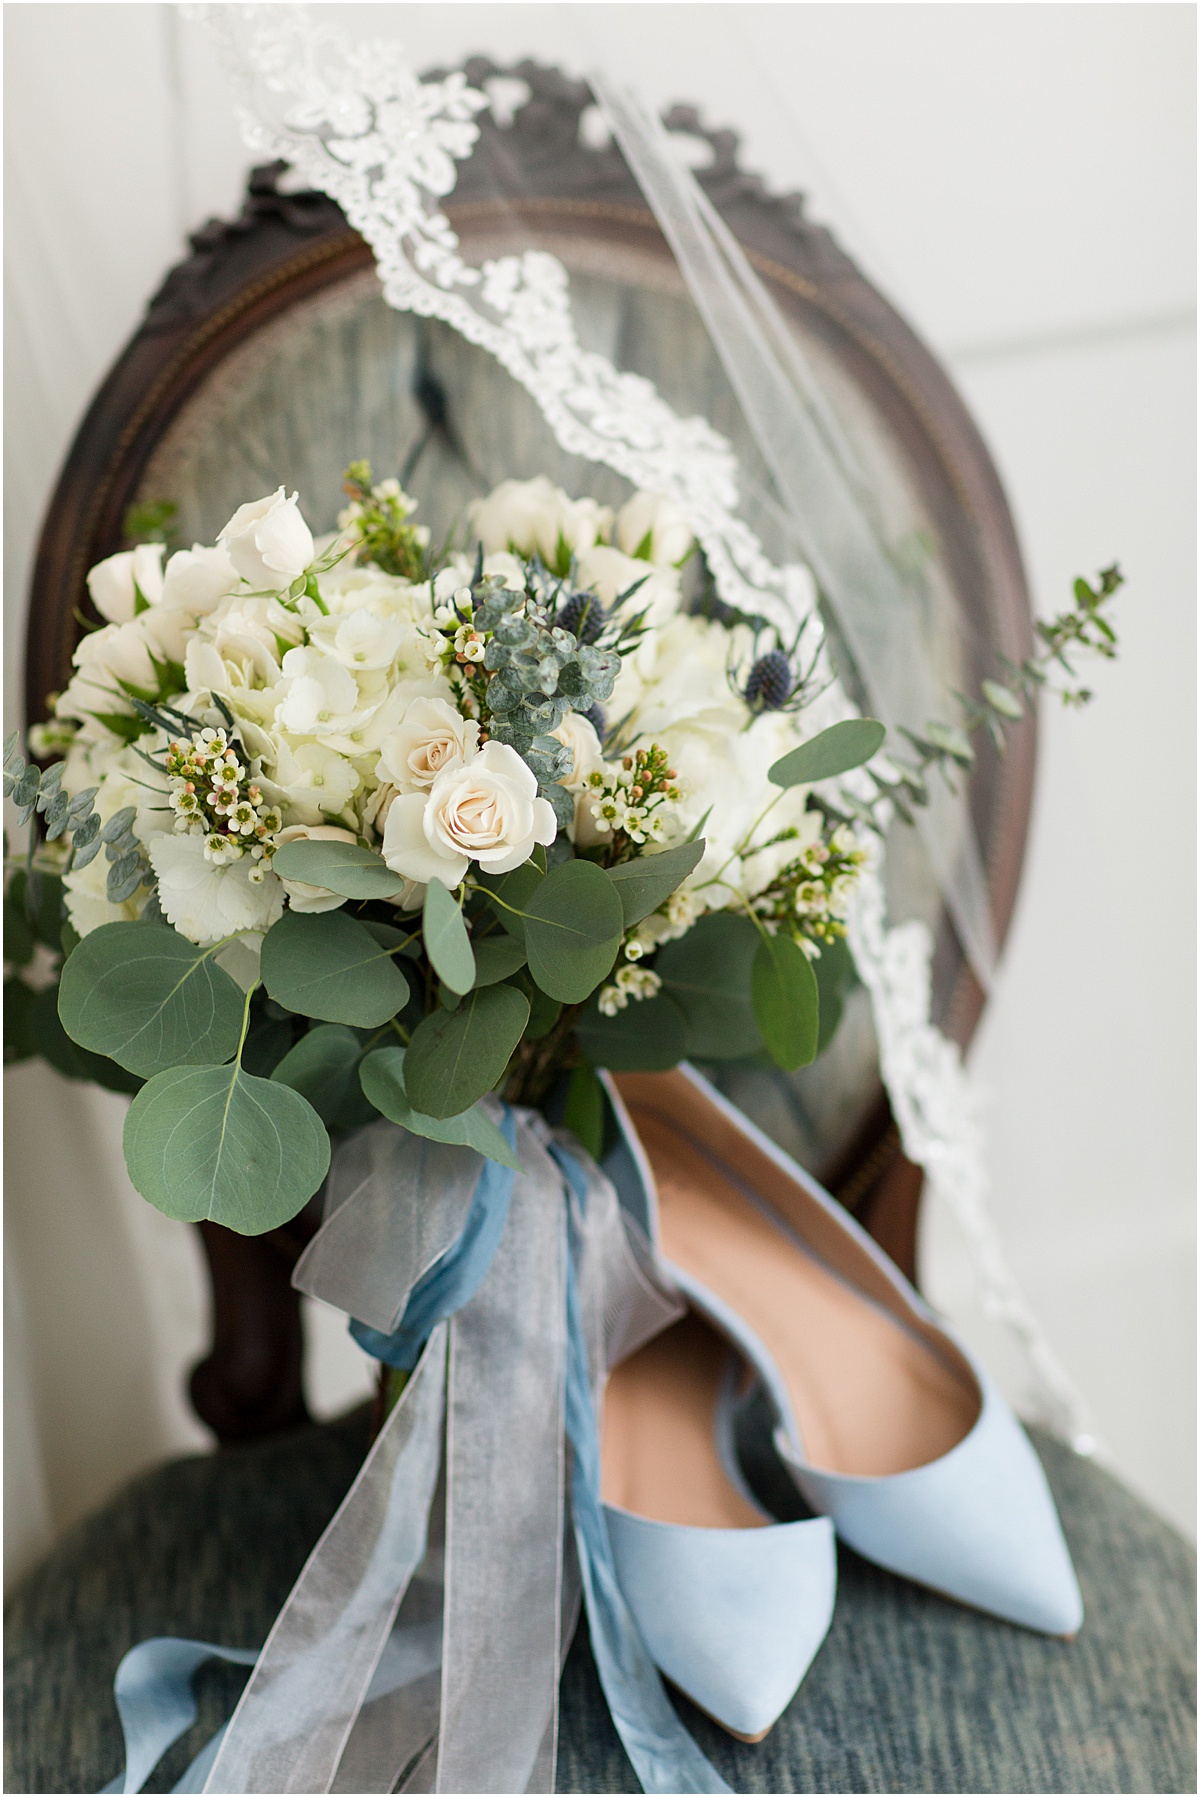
6 465 882 1233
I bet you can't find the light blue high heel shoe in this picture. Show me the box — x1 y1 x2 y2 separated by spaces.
600 1287 836 1740
601 1066 1083 1639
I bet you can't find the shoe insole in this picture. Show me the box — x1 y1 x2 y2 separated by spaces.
600 1311 765 1529
625 1106 978 1478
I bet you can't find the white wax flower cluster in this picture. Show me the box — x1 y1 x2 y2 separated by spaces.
53 475 842 966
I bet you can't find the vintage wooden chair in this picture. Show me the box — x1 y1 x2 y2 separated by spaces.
7 65 1193 1794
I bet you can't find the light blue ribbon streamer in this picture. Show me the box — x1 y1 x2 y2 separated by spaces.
98 1117 727 1795
98 1638 257 1794
549 1141 732 1795
349 1114 519 1369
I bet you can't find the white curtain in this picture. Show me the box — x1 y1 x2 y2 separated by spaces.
5 4 1194 1585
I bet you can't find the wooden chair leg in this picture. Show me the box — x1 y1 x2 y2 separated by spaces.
189 1220 312 1444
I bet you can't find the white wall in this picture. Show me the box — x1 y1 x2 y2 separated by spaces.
5 4 1194 1581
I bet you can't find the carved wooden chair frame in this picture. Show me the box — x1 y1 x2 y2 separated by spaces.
24 62 1036 1445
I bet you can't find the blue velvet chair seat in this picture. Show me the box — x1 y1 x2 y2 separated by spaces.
5 1407 1194 1794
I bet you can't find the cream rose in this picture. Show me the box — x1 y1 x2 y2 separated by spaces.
218 488 315 590
551 710 604 791
376 697 480 795
382 740 557 886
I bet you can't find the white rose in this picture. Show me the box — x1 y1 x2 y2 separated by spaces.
86 544 165 623
68 619 159 694
272 823 358 913
469 477 611 565
148 833 284 945
551 710 604 791
218 488 315 590
615 491 694 567
376 697 480 795
160 544 238 616
382 740 556 886
574 544 680 628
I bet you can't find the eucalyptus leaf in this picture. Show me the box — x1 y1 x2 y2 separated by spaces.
471 935 528 987
423 880 476 995
573 992 687 1071
603 839 705 928
562 1061 605 1160
655 911 763 1061
523 859 623 1003
768 718 887 789
271 838 406 900
751 932 820 1070
124 1062 330 1233
30 984 144 1093
403 983 529 1119
812 934 859 1054
271 1022 362 1124
261 909 409 1027
478 862 544 941
58 921 246 1076
359 1046 519 1169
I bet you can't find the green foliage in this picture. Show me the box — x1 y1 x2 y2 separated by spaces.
813 935 858 1054
423 880 476 995
124 1061 330 1233
260 909 410 1027
58 922 246 1077
768 718 887 790
342 462 426 580
3 736 101 869
271 1024 363 1125
123 499 180 550
522 859 623 1003
469 935 528 987
271 838 406 900
853 565 1126 828
403 982 530 1119
562 1061 606 1160
603 839 705 928
359 1046 519 1168
751 933 820 1070
655 912 763 1061
479 862 543 941
574 991 686 1071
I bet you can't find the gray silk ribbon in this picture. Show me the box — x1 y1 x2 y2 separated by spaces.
203 1108 682 1795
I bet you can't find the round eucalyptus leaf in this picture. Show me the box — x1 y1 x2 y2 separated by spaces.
470 935 528 987
359 1046 519 1169
124 1062 331 1233
573 992 686 1072
751 932 820 1070
523 859 623 1003
655 911 763 1061
58 921 245 1076
423 880 476 995
271 838 406 899
768 718 886 789
403 983 530 1119
603 839 705 928
271 1023 362 1123
261 909 409 1027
